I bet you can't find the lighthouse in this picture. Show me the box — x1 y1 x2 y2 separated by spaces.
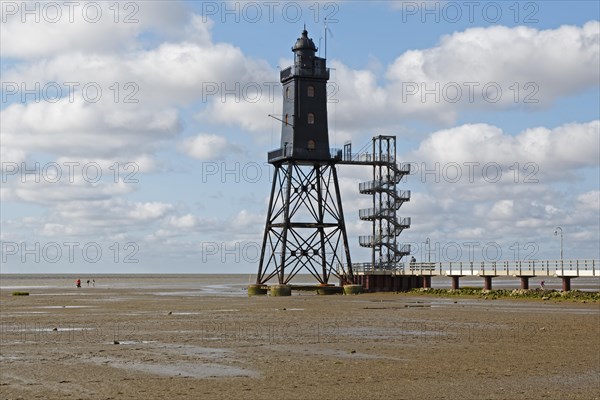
257 29 353 289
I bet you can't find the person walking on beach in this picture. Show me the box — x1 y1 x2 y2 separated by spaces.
76 279 81 288
540 280 546 290
87 280 90 286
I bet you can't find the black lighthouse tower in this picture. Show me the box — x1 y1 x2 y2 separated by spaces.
256 29 354 287
279 29 330 160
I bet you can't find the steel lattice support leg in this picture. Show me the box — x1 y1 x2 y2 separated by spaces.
332 165 353 283
256 162 353 285
279 163 293 284
257 165 280 284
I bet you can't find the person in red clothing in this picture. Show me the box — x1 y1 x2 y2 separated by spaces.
76 279 81 288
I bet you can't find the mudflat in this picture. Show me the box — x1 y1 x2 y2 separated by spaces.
1 275 599 400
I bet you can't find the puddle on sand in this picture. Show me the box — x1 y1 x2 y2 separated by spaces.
85 297 136 302
152 291 204 297
168 312 204 315
2 326 90 333
121 312 155 316
87 356 259 378
1 286 56 290
31 293 94 296
337 326 397 340
111 342 233 359
111 340 158 345
155 344 232 358
424 299 600 315
266 344 400 361
162 310 239 315
150 291 244 297
107 341 235 360
35 305 95 309
118 362 258 378
3 311 50 315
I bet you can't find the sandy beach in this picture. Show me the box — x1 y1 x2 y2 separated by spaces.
1 275 599 400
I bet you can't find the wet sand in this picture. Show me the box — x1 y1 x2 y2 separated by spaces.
1 275 599 399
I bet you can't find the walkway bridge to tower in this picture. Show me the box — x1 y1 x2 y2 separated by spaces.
342 259 599 292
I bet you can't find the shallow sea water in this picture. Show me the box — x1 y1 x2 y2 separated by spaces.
2 273 599 293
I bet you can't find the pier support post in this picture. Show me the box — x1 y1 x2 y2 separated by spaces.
483 276 494 290
422 276 431 289
519 276 530 290
561 277 571 292
450 276 461 290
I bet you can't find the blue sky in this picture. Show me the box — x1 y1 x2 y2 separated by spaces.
1 1 599 274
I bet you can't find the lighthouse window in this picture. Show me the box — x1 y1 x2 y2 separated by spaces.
285 86 293 100
307 113 315 124
307 86 314 97
285 114 289 126
307 140 316 150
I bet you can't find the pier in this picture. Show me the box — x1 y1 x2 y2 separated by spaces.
344 259 599 292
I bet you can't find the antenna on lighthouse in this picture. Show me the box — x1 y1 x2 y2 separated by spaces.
324 19 327 59
324 18 334 59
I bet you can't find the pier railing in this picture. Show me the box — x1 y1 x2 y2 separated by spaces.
344 259 599 277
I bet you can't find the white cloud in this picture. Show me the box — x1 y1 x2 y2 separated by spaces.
2 198 179 243
1 99 181 161
330 22 600 130
410 120 599 182
199 95 277 134
577 190 600 212
38 223 78 237
182 134 234 160
393 119 599 260
7 180 134 205
128 202 173 220
168 214 199 229
1 1 192 59
387 22 599 107
1 12 274 165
